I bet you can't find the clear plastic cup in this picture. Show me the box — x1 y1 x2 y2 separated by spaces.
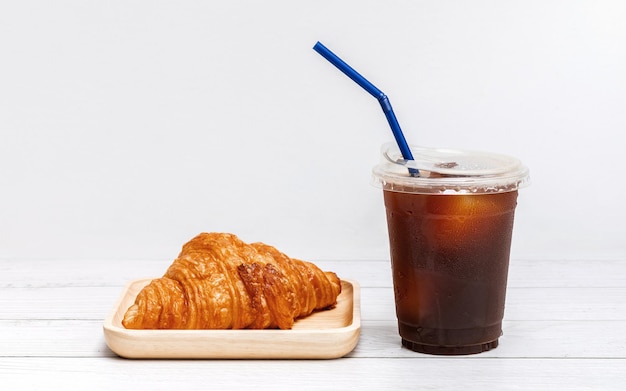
372 142 529 355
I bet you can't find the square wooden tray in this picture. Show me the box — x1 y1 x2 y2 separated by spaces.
103 279 360 359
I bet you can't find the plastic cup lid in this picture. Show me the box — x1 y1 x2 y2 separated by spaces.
372 142 530 194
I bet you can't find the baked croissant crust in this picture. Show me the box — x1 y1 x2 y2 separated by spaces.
122 232 342 330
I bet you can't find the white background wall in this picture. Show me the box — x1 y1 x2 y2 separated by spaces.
1 1 625 262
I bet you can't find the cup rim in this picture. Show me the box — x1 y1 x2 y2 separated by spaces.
372 143 530 194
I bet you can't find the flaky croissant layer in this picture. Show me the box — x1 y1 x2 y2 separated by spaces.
122 232 342 330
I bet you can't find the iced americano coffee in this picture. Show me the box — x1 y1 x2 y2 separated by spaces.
373 143 529 355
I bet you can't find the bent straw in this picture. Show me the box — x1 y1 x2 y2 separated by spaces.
313 41 418 174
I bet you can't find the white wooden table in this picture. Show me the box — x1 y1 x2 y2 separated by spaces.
1 257 625 390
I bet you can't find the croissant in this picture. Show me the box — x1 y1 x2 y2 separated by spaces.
122 232 342 330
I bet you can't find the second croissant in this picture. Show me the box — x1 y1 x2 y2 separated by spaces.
122 232 342 330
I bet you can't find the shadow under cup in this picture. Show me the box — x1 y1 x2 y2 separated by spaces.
372 143 530 355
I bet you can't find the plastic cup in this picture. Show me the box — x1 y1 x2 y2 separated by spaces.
372 142 530 355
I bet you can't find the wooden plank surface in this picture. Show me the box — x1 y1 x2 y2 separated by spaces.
2 258 626 288
3 285 625 321
2 319 626 359
1 357 625 390
1 257 625 390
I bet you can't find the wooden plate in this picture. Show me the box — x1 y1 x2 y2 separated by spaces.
103 279 360 359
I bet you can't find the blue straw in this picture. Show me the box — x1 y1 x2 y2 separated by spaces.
313 41 418 174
